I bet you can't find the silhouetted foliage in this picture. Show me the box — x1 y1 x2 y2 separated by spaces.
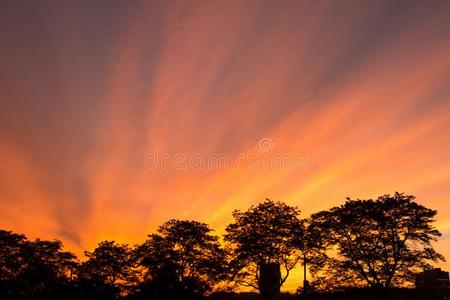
0 230 77 299
295 218 328 294
134 219 227 299
77 241 139 298
20 239 77 295
0 230 27 298
0 193 446 300
0 230 26 281
224 199 305 298
309 192 444 290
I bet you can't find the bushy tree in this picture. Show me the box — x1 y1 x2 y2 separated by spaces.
78 241 138 297
0 230 27 282
224 199 304 298
135 219 227 299
310 192 444 289
0 230 77 299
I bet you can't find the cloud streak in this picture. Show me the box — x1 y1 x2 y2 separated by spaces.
0 0 450 289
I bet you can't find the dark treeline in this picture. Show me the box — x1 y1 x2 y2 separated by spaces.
0 192 445 300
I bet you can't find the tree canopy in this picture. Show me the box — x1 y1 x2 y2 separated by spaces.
0 230 77 299
135 219 227 299
0 192 446 299
224 199 305 294
309 192 444 289
78 240 139 296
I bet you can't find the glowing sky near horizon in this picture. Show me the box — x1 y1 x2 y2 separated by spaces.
1 0 450 290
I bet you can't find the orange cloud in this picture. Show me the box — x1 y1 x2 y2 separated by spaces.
1 0 450 290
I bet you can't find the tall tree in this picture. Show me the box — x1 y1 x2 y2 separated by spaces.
78 241 138 296
310 192 444 289
136 219 226 299
0 230 27 283
0 230 77 299
224 199 304 299
20 239 77 290
0 230 28 298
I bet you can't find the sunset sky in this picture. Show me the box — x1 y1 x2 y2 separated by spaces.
1 0 450 290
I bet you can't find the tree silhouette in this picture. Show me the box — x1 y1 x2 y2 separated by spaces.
78 241 138 297
0 193 446 299
310 192 444 289
224 199 304 299
0 230 77 299
135 219 227 299
294 218 328 294
0 230 28 297
21 239 77 293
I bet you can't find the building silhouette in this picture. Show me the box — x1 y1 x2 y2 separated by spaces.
416 268 450 300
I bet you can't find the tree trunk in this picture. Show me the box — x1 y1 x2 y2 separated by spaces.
259 263 281 300
303 254 309 289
